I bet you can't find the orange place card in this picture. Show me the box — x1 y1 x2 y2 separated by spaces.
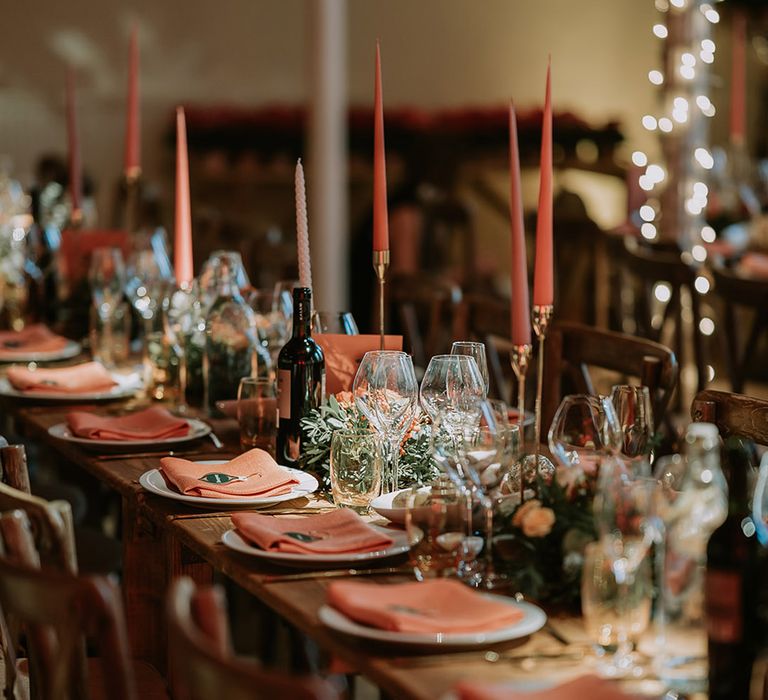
314 334 402 395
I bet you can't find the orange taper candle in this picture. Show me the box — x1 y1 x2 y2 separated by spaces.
729 10 747 146
124 27 141 179
533 61 553 307
372 41 389 252
65 67 82 216
174 107 194 287
509 102 531 346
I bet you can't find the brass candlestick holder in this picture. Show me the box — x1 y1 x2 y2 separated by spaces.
373 250 390 350
510 343 532 504
123 170 142 234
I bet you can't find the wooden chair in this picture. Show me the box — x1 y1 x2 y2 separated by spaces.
709 264 768 393
0 446 30 495
387 272 463 370
691 389 768 444
541 321 679 442
619 239 707 394
0 510 167 700
167 577 337 700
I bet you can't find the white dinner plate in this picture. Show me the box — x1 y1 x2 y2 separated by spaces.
47 417 211 451
221 525 410 566
139 462 318 509
0 340 82 363
0 371 143 401
370 487 430 525
318 596 546 647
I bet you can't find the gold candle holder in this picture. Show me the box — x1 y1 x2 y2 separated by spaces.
373 250 390 350
532 304 554 458
510 343 532 503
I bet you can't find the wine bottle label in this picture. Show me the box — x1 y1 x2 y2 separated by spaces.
706 570 742 643
277 369 291 420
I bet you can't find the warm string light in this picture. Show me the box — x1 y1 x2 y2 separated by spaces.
637 0 720 370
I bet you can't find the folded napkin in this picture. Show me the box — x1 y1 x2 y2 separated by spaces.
740 252 768 279
7 362 116 394
67 407 189 441
160 448 297 499
455 675 642 700
0 325 70 355
232 508 393 554
327 579 524 633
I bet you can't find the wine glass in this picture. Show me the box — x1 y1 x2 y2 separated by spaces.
125 248 172 327
592 456 657 677
548 394 622 474
312 311 359 335
420 355 485 436
610 384 655 473
246 288 291 365
352 351 419 494
451 341 489 397
89 247 126 316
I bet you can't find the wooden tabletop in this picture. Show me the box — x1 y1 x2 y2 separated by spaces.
14 403 590 700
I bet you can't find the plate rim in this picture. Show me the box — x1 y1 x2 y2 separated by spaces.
0 371 142 401
47 417 211 447
220 526 410 565
317 596 546 646
139 466 318 507
0 339 82 363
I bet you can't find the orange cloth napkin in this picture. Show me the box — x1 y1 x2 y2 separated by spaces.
6 362 116 394
232 509 393 554
455 675 643 700
66 407 189 441
313 334 403 395
0 325 70 355
327 579 524 633
160 448 297 499
740 252 768 279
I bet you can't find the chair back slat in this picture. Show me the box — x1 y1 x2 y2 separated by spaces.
167 577 337 700
691 389 768 444
0 511 136 700
0 445 31 494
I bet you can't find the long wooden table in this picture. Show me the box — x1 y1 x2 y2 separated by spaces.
13 403 588 700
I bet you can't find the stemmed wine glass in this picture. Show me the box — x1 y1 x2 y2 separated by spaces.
450 341 489 397
353 351 419 494
592 456 657 677
610 384 655 474
420 355 485 435
246 288 291 366
89 247 126 366
548 394 622 474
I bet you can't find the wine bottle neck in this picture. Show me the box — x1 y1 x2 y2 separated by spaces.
292 287 312 339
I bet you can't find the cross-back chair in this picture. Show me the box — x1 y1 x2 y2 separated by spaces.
709 264 768 393
691 389 768 444
0 510 167 700
167 577 337 700
541 321 679 442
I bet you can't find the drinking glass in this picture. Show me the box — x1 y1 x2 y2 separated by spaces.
237 377 278 455
124 248 172 328
404 480 479 581
352 351 419 494
548 394 622 473
89 302 130 368
246 288 291 365
145 325 180 402
610 384 655 471
312 311 359 335
89 247 126 315
592 457 657 676
329 431 383 513
451 341 489 397
420 355 485 435
582 541 652 677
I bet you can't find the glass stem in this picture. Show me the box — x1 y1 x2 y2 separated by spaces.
482 492 495 578
176 337 188 414
388 434 400 493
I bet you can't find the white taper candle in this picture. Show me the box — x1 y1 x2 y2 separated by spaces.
295 158 312 291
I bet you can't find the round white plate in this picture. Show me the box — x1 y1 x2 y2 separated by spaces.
221 524 410 566
0 340 82 363
0 371 143 401
370 487 430 525
139 461 318 509
47 418 211 451
318 596 546 647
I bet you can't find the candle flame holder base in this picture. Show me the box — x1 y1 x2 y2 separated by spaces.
373 250 390 350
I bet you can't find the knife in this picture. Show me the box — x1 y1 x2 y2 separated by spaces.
263 566 412 583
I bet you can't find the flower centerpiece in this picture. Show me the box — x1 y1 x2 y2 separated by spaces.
494 462 598 607
298 391 438 489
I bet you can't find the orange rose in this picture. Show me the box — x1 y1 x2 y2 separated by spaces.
521 506 556 538
512 499 542 528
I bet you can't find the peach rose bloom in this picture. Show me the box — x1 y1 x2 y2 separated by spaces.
512 499 542 528
521 506 556 538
